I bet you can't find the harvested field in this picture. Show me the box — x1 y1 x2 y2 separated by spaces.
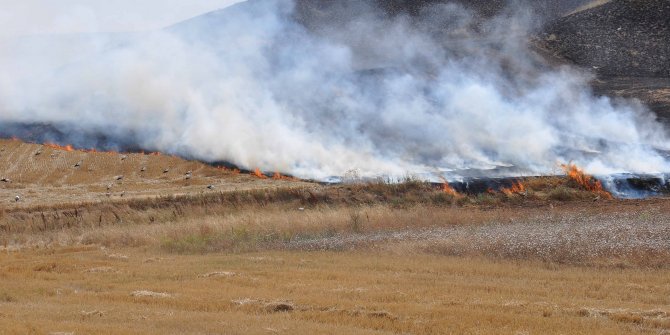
0 139 669 333
1 246 669 334
0 139 311 208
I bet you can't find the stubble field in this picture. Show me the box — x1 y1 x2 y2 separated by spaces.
1 139 669 334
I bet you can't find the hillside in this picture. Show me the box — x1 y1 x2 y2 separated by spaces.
295 0 593 21
540 0 670 121
0 139 309 207
543 0 670 78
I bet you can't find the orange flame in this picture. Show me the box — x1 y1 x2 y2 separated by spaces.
45 143 74 152
272 172 296 181
501 180 526 196
439 177 460 197
561 163 613 199
442 183 459 196
43 142 125 155
31 141 173 157
252 168 267 179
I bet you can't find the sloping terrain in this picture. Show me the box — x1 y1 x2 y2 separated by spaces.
544 0 670 78
590 76 670 123
302 0 670 121
541 0 670 121
0 139 309 207
565 0 612 15
294 0 592 22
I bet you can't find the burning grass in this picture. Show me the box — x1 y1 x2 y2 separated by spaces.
1 138 666 267
44 143 74 152
440 178 460 197
500 180 526 196
562 163 613 199
2 179 669 269
0 173 612 237
252 168 267 179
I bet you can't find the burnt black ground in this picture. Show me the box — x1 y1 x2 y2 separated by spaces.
543 0 670 78
294 0 590 22
540 0 670 121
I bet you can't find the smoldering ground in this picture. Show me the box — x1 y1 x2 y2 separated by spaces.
0 0 668 180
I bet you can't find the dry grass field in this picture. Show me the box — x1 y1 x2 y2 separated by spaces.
1 139 670 334
0 247 670 334
1 248 669 334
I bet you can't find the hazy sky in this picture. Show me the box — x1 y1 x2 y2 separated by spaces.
0 0 244 37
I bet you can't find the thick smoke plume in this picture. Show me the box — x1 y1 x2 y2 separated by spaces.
0 0 668 180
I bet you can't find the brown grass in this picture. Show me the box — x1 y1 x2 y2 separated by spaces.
0 173 605 236
0 248 668 334
3 195 669 269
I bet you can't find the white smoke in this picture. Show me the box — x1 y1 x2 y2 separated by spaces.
0 0 668 180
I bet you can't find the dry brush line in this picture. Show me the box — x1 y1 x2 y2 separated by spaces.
0 181 433 235
0 177 628 254
1 203 514 252
0 187 313 234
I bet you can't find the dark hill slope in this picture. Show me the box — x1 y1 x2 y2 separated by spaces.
544 0 670 78
541 0 670 121
294 0 591 21
176 0 593 35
